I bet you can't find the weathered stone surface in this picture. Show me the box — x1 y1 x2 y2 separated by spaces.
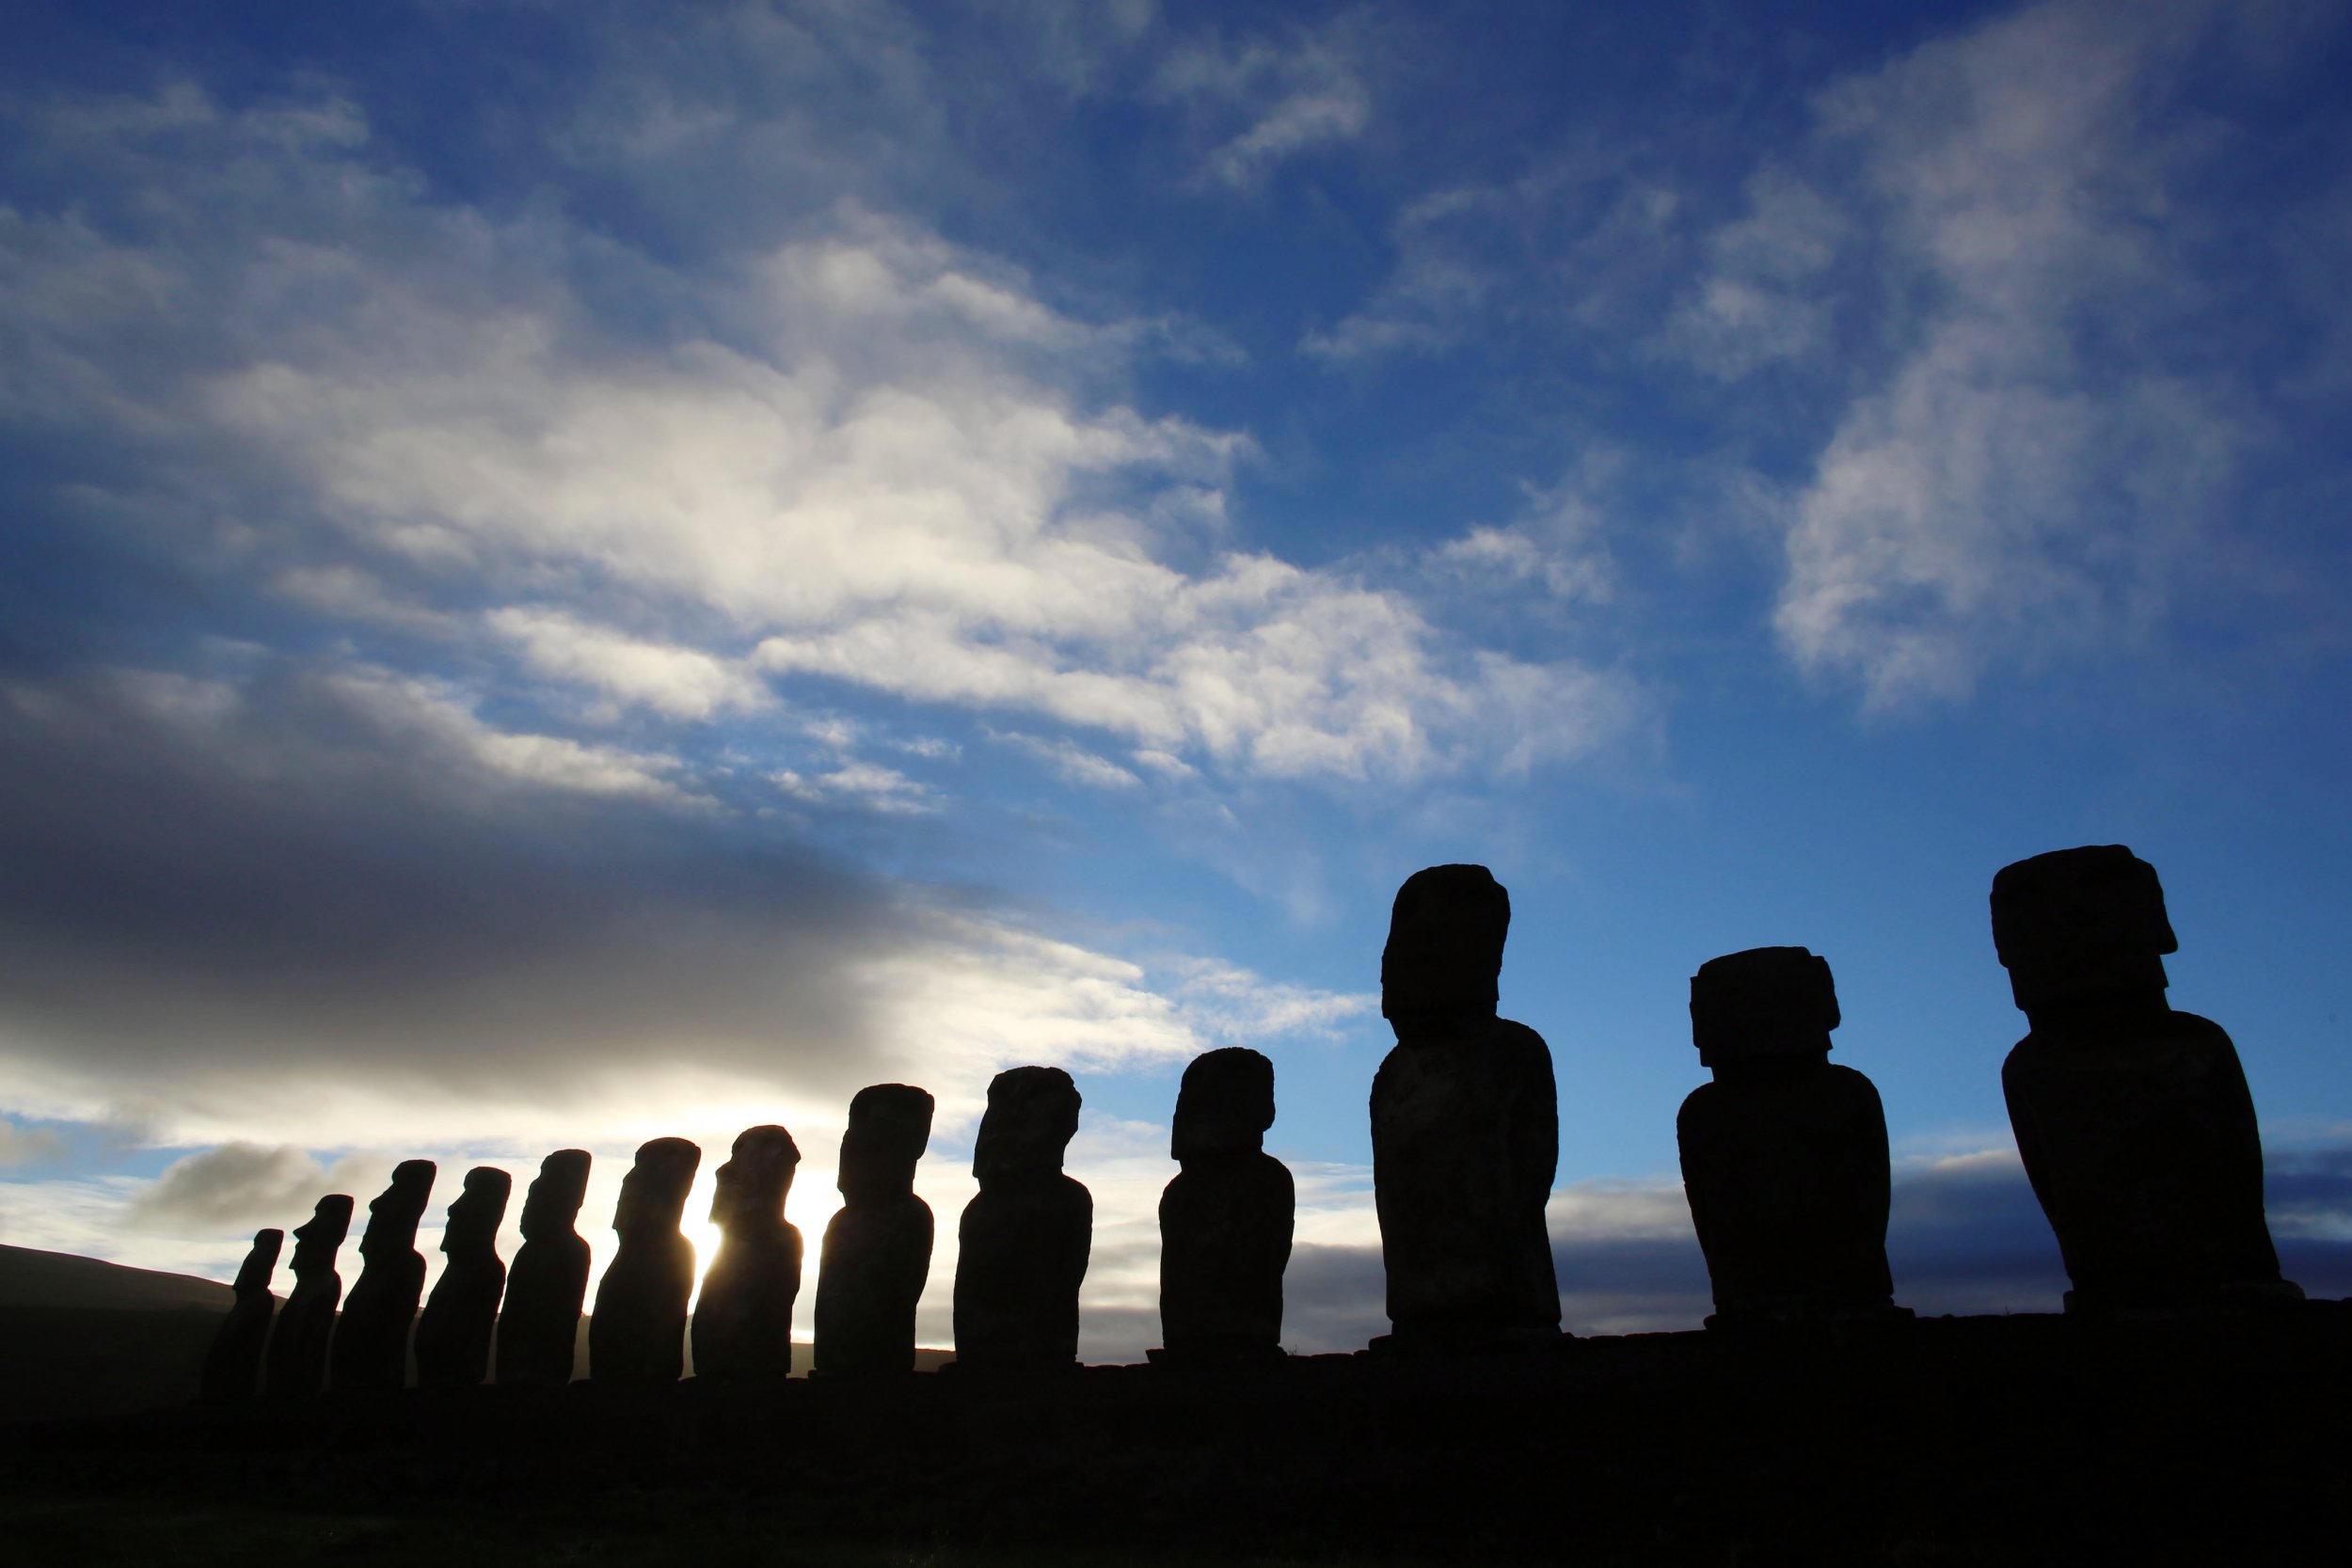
1994 846 2298 1312
954 1067 1090 1371
1158 1047 1293 1362
1677 946 1900 1326
262 1195 353 1400
495 1149 593 1388
1371 865 1560 1349
330 1160 437 1394
198 1227 282 1404
413 1165 513 1389
691 1126 803 1382
814 1084 935 1378
590 1137 701 1385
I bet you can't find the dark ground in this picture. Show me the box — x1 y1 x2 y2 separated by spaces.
6 1303 2347 1566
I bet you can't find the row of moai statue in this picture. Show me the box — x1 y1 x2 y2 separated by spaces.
200 843 2301 1400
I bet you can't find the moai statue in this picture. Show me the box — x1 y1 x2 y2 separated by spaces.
691 1125 804 1382
413 1165 514 1389
953 1066 1091 1371
198 1227 283 1404
262 1194 354 1400
1370 864 1561 1351
1157 1048 1294 1363
495 1148 593 1387
589 1137 701 1385
1677 947 1901 1327
813 1084 935 1378
1993 846 2300 1313
329 1159 437 1394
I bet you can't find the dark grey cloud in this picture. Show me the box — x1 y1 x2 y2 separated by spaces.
124 1141 393 1231
1261 1145 2352 1347
0 657 942 1118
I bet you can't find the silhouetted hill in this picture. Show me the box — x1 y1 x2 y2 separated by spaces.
0 1244 234 1423
0 1243 233 1312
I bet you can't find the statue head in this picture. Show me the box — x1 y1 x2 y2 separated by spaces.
289 1194 354 1275
1381 864 1510 1032
973 1066 1080 1185
1991 846 2176 1014
359 1160 437 1257
838 1084 934 1202
612 1137 700 1237
1690 946 1839 1068
1171 1047 1275 1164
441 1165 513 1256
518 1148 592 1243
231 1228 284 1294
710 1125 799 1229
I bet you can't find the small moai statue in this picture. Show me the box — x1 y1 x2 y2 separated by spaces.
413 1165 514 1389
1993 846 2300 1313
589 1136 702 1384
691 1125 804 1382
198 1227 283 1404
1370 864 1561 1350
262 1194 354 1400
1677 947 1901 1326
495 1148 594 1387
952 1066 1091 1372
329 1159 437 1394
813 1084 936 1378
1157 1048 1294 1363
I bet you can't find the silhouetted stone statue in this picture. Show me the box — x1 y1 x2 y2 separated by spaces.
198 1227 282 1404
495 1148 593 1387
691 1125 803 1382
1994 846 2300 1313
1157 1048 1294 1363
953 1066 1091 1372
589 1137 701 1385
263 1194 353 1400
814 1084 935 1378
1371 865 1561 1351
330 1159 437 1394
1677 947 1901 1327
413 1165 513 1389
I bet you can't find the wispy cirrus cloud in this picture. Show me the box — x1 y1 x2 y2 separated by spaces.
1722 0 2314 706
1154 22 1372 191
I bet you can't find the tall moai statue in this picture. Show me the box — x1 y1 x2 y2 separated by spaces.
691 1125 804 1381
953 1066 1091 1371
330 1159 437 1393
413 1165 513 1389
1157 1047 1294 1363
589 1136 701 1384
1993 846 2300 1312
1677 947 1900 1326
198 1227 283 1404
262 1194 353 1399
495 1148 593 1387
1370 864 1561 1350
814 1084 935 1378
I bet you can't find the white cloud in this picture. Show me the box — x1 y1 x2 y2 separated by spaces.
771 760 939 815
0 91 1631 784
491 607 771 720
1754 0 2257 705
993 730 1144 790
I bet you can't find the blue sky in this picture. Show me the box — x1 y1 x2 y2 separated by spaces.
3 0 2349 1357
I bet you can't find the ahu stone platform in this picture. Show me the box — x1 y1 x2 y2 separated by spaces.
8 1305 2345 1564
